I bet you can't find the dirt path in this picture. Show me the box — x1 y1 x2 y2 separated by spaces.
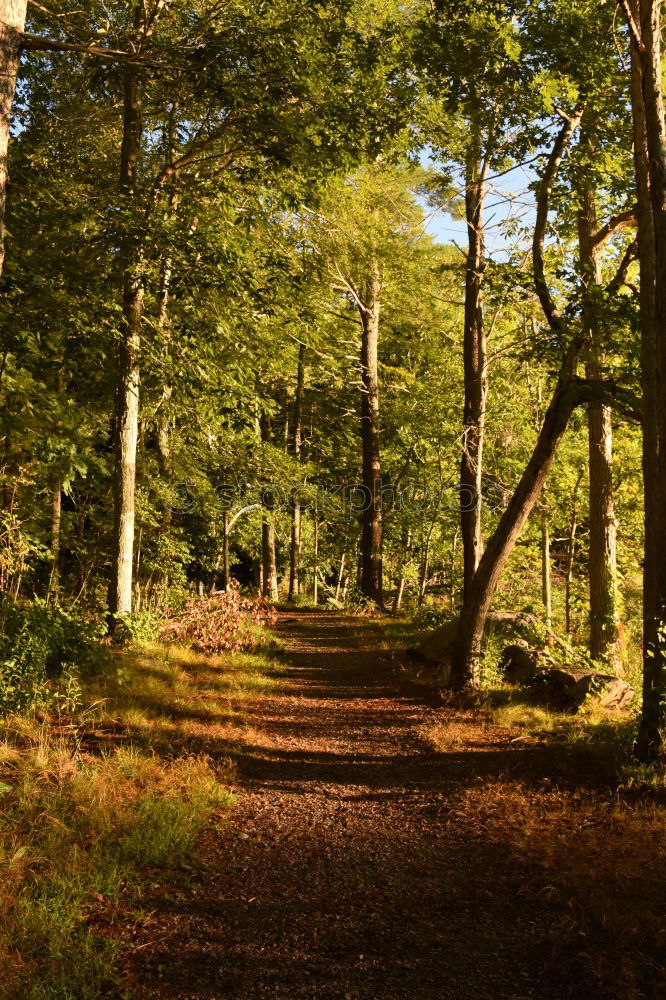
130 612 618 1000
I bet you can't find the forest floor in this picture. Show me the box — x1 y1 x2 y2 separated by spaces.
126 611 666 1000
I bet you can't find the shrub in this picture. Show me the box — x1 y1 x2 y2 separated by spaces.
117 608 161 646
160 589 277 655
412 603 451 630
0 600 104 714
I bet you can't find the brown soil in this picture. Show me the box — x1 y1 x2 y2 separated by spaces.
128 611 665 1000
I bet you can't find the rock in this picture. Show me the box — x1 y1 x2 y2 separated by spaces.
498 643 539 684
414 609 577 669
531 665 634 711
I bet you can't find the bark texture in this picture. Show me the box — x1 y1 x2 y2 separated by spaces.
576 146 620 666
108 65 143 626
460 137 488 598
260 413 278 602
628 0 665 760
288 344 306 601
541 520 551 629
359 268 383 605
0 0 27 277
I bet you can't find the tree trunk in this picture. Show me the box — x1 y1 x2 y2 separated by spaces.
449 527 459 612
565 469 584 635
335 551 346 602
541 519 552 629
628 0 664 760
448 108 585 688
391 527 411 613
288 344 306 601
155 386 173 595
261 516 278 601
576 146 620 666
0 0 27 277
222 508 230 591
358 268 383 605
259 413 278 602
449 376 586 687
47 480 62 604
587 386 619 661
461 136 488 598
313 516 319 606
418 540 429 607
108 66 143 629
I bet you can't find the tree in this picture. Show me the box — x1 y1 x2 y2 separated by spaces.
446 97 638 687
624 0 666 761
0 0 27 276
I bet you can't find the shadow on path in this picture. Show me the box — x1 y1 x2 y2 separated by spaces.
129 611 620 1000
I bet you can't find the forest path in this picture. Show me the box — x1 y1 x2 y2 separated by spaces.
131 611 602 1000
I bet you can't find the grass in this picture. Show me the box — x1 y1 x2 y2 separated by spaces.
0 636 279 1000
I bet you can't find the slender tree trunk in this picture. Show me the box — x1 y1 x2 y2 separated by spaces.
260 412 278 602
313 516 319 606
335 551 346 602
358 268 383 605
448 108 586 688
541 519 552 629
418 540 430 606
108 65 143 629
0 0 27 278
47 367 65 604
289 344 306 601
628 1 664 760
47 480 62 604
461 136 488 598
576 146 620 666
450 527 459 612
222 508 229 591
153 126 179 597
155 386 173 595
392 528 410 614
565 469 584 636
587 387 619 660
261 517 278 601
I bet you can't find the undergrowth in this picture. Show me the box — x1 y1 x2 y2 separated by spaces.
0 633 279 999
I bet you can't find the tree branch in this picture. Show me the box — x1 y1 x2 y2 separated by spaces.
618 0 645 53
532 108 585 335
591 207 637 248
19 31 164 65
606 238 638 294
569 375 642 422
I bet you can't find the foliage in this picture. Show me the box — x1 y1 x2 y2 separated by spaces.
160 590 278 655
0 642 248 1000
412 602 451 631
0 600 104 714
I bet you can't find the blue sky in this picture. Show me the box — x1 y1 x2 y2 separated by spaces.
421 162 538 260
